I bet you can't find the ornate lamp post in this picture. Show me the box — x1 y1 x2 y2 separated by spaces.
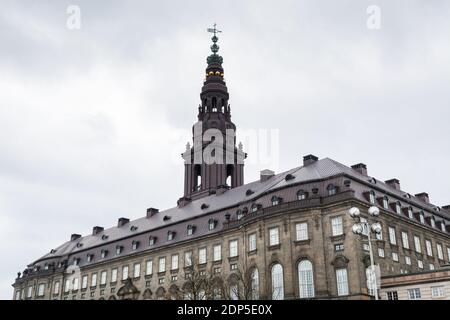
349 206 382 300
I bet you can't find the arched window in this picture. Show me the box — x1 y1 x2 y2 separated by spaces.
382 196 389 210
297 190 308 201
327 184 338 196
408 207 414 220
271 263 284 300
298 260 314 298
226 165 234 187
395 202 402 215
250 268 259 300
193 165 202 191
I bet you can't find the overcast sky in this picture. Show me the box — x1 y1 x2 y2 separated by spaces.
1 0 450 299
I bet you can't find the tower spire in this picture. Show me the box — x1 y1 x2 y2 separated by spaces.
206 23 223 66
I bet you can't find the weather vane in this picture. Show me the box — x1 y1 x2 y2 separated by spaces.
207 23 222 37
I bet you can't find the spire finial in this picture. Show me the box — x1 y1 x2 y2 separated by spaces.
206 24 223 66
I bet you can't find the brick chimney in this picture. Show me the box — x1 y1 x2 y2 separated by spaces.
260 169 275 182
117 217 129 227
415 193 430 204
303 154 318 166
92 226 104 235
385 179 401 190
70 234 81 241
146 208 159 218
351 163 368 176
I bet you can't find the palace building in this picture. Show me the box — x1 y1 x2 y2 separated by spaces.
12 29 450 300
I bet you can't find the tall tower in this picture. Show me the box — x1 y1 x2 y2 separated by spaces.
179 25 246 205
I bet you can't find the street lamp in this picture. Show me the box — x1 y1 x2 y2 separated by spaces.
348 206 382 300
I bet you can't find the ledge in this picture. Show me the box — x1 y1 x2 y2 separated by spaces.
247 250 257 256
294 239 311 246
267 244 281 251
330 234 345 242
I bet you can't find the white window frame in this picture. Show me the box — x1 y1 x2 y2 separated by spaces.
213 245 222 262
405 256 411 265
296 222 308 241
91 273 98 287
184 251 192 267
248 233 257 252
81 275 88 289
298 260 315 298
111 269 117 283
271 263 284 300
199 248 207 264
401 232 409 249
100 271 107 285
437 243 444 260
229 240 238 258
336 268 349 296
53 281 60 295
37 283 45 297
269 227 280 246
158 257 166 273
133 263 141 278
122 266 129 280
426 240 433 256
388 227 396 245
408 288 421 300
414 236 421 253
392 252 399 262
431 286 445 298
331 216 343 236
378 248 385 257
146 260 153 275
171 254 179 270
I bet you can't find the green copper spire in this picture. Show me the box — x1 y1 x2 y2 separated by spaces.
206 23 223 66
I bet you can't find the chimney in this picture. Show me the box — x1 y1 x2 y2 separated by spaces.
260 169 275 182
415 193 430 204
70 234 81 241
92 226 104 235
303 154 318 166
351 163 367 176
146 208 159 218
442 205 450 211
117 217 129 227
385 179 401 190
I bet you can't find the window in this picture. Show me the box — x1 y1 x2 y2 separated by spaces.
327 184 337 196
395 202 402 215
429 263 435 270
387 291 398 300
116 246 122 255
298 260 315 298
230 263 238 270
122 266 129 280
81 275 88 289
408 207 414 220
101 250 107 259
100 271 107 285
378 248 385 257
87 254 93 262
336 268 349 296
408 288 421 300
27 286 33 298
187 225 194 236
91 273 97 287
251 204 258 213
297 190 308 201
414 236 421 253
111 269 117 283
331 216 343 236
158 257 166 273
54 281 60 295
335 243 344 252
401 232 409 249
230 284 239 300
171 254 179 270
431 286 445 298
419 212 425 224
375 227 383 240
15 290 21 300
146 260 153 275
237 210 244 220
431 217 436 228
426 240 433 256
208 219 216 230
185 251 192 267
392 252 399 262
167 231 175 241
132 241 139 251
213 245 221 262
133 263 141 278
405 256 411 265
296 223 308 241
441 222 446 232
271 196 280 206
250 268 259 300
248 233 257 252
269 227 280 246
149 237 156 246
271 264 284 300
72 277 79 291
418 260 423 269
382 197 389 210
388 227 397 245
437 243 444 260
369 191 375 204
37 284 45 297
360 217 369 236
229 240 238 258
199 248 207 264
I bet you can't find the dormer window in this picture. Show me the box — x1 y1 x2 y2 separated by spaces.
237 210 244 220
50 249 57 254
76 242 83 248
167 231 175 241
132 240 140 251
73 258 80 266
208 219 217 230
44 263 49 270
382 196 389 210
419 211 425 224
187 225 196 236
251 204 258 213
130 226 138 232
116 246 123 255
149 236 156 246
395 202 402 215
101 250 108 259
369 191 375 204
87 254 94 262
101 234 109 240
430 217 436 228
297 190 308 201
327 184 338 196
271 196 280 206
408 207 414 220
441 222 446 232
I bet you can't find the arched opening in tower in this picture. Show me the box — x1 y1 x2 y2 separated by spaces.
193 164 202 191
226 164 234 187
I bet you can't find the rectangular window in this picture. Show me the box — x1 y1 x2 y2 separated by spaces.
171 254 179 270
64 279 70 293
360 217 369 236
387 291 398 300
133 263 141 278
100 271 107 285
378 248 385 257
213 245 222 262
27 286 33 298
336 268 349 296
229 240 238 258
437 243 444 260
392 252 399 262
408 288 421 300
73 278 79 291
405 256 411 265
122 266 129 280
54 281 60 295
414 236 421 253
388 227 396 245
146 260 153 275
296 222 308 241
426 240 433 256
248 233 257 252
431 286 445 298
375 227 383 240
91 273 97 287
81 275 88 289
419 214 425 224
418 260 423 269
335 243 344 252
401 232 409 249
429 263 435 270
269 227 280 246
159 257 166 273
331 217 343 236
37 284 45 297
185 251 192 267
111 269 118 283
199 248 207 264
